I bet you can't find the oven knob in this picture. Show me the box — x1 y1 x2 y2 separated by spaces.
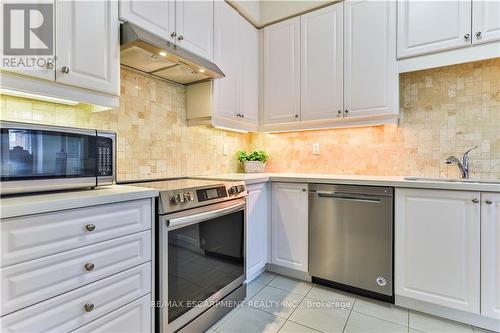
184 192 194 201
237 185 245 193
228 186 238 195
171 193 184 204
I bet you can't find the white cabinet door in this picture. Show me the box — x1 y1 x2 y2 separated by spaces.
472 0 500 45
395 189 480 313
119 0 175 41
481 192 500 320
240 19 259 124
263 17 301 124
344 0 397 118
300 3 343 121
175 0 214 61
213 1 240 120
397 0 472 58
56 0 119 95
271 183 308 272
246 183 269 282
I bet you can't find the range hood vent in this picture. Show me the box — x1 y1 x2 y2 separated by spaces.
120 23 224 85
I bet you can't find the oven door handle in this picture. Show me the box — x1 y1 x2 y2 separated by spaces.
167 202 245 228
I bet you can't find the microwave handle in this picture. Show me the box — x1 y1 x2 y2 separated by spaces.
168 202 245 228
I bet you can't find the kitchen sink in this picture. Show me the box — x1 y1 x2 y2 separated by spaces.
404 177 500 184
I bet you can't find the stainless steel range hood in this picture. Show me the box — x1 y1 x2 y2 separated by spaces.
120 23 224 85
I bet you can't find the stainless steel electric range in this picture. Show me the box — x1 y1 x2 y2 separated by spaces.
132 179 247 333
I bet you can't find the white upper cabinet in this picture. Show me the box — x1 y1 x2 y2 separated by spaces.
300 3 343 121
271 183 308 272
397 0 472 58
263 17 301 124
344 0 397 118
119 1 175 40
213 0 240 120
56 0 119 95
239 19 259 124
119 0 213 61
395 189 481 314
175 0 214 60
481 192 500 320
472 0 500 45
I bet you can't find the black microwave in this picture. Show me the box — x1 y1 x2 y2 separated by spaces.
0 121 115 195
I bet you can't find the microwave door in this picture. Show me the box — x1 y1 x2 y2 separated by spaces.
0 126 98 194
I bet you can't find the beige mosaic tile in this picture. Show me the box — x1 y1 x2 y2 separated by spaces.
0 68 251 181
1 59 499 180
251 58 500 179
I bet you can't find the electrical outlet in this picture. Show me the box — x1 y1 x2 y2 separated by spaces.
313 143 320 155
223 144 228 156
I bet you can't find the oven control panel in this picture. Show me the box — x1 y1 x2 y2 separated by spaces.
197 186 227 202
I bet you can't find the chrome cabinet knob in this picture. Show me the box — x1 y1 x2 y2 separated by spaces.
475 31 482 38
85 224 96 232
464 33 471 40
84 263 95 271
295 114 299 118
472 198 480 203
170 32 177 38
344 109 349 115
84 303 94 312
485 200 493 205
61 66 70 74
337 110 342 115
178 35 184 41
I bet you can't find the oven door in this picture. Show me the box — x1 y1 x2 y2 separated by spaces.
0 122 97 194
160 199 246 333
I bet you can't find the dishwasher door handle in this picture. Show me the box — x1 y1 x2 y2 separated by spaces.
316 191 382 203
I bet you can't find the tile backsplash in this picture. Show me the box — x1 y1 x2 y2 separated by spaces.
251 58 500 179
0 69 251 181
1 59 499 180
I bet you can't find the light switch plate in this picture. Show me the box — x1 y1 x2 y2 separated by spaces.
313 143 320 155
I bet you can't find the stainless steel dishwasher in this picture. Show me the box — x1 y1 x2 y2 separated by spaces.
309 184 394 303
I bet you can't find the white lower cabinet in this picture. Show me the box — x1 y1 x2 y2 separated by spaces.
481 192 500 320
73 294 151 333
1 263 151 333
246 183 269 282
271 183 308 272
395 188 481 314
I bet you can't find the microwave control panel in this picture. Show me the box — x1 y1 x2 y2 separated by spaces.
97 137 113 177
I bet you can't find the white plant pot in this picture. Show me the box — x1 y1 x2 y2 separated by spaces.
242 161 265 173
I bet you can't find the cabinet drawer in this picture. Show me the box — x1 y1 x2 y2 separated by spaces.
1 263 151 333
1 199 152 267
73 294 151 333
1 231 151 316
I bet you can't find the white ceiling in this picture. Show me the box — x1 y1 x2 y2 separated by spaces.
228 0 336 28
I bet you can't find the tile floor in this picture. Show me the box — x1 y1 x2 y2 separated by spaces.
206 272 496 333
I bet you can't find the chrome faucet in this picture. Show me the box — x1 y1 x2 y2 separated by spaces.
445 146 479 179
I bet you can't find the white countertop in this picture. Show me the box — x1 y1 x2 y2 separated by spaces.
192 173 500 192
1 185 159 219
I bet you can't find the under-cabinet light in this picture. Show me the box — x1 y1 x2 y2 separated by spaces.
0 89 80 105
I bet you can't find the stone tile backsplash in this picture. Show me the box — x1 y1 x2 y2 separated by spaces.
1 59 499 180
251 58 500 179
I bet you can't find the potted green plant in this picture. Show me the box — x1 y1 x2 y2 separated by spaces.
237 150 269 173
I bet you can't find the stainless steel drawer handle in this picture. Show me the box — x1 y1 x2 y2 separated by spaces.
85 224 96 232
85 263 95 271
84 303 94 312
485 200 493 205
472 198 480 203
317 192 381 203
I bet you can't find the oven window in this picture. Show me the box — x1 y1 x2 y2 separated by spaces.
168 210 244 323
0 128 96 180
